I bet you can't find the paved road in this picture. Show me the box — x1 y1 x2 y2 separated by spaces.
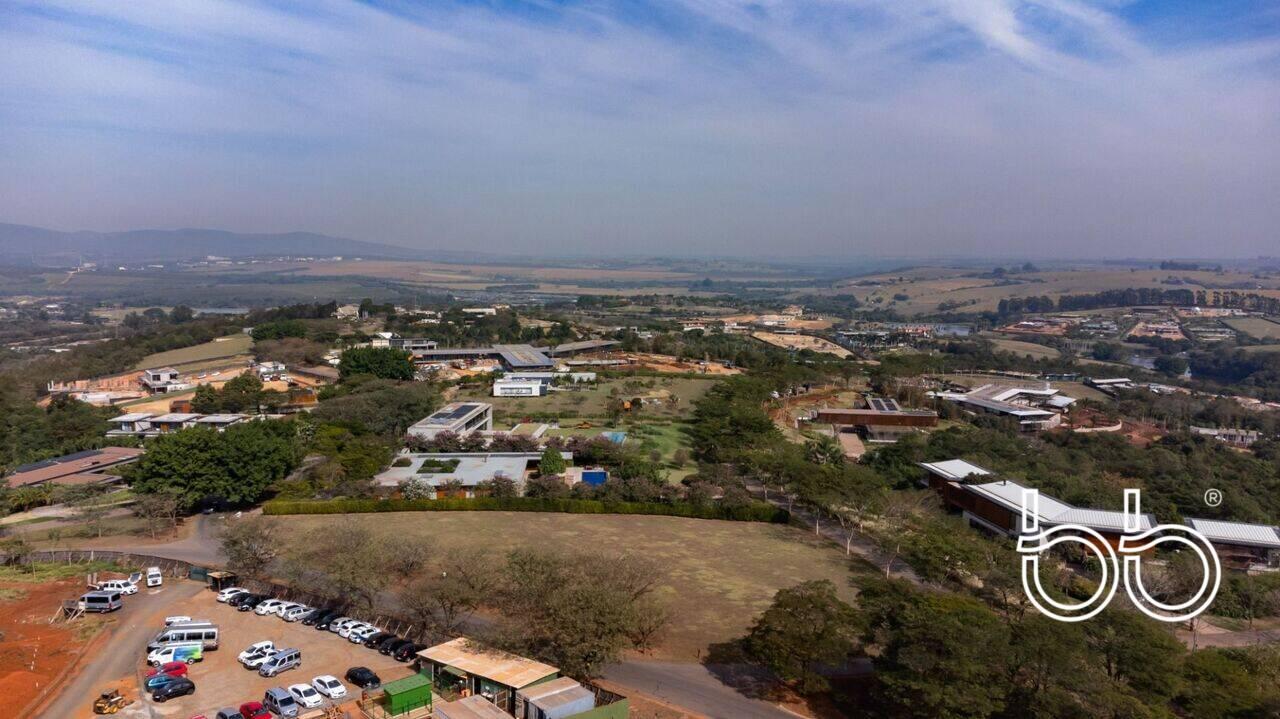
34 579 205 719
100 513 227 566
600 660 799 719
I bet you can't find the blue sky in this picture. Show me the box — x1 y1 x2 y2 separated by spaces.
1 0 1278 258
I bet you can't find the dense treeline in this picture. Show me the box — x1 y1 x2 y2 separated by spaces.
0 381 112 473
866 426 1280 524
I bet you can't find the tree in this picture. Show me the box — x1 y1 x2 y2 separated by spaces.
400 548 503 638
525 475 569 499
73 496 109 538
280 520 391 611
170 305 195 323
191 383 220 413
538 447 566 477
478 475 518 498
132 492 181 539
861 583 1012 718
338 347 415 381
804 434 844 466
128 422 300 510
492 548 667 677
744 580 859 694
219 516 279 581
400 476 434 500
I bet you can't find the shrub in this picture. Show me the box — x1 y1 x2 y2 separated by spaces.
263 496 788 523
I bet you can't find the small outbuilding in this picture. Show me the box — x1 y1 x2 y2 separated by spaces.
433 695 512 719
381 672 433 716
418 638 559 713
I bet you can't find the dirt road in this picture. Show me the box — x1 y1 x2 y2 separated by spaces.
32 580 204 719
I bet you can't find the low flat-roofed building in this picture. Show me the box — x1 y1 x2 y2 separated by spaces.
815 396 938 443
407 402 494 440
544 339 620 356
374 451 569 497
194 414 249 430
516 676 618 719
931 383 1069 431
418 638 559 714
140 367 188 394
1186 518 1280 572
1190 426 1261 447
4 447 145 489
919 459 994 484
147 413 202 433
107 412 155 437
493 378 548 397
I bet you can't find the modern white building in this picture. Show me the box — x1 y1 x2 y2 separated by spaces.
407 402 494 440
493 379 547 397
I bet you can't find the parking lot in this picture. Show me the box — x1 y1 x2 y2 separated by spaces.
138 590 413 716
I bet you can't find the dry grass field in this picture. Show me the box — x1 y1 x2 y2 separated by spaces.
983 336 1062 360
751 332 852 358
131 334 253 370
827 268 1280 317
456 376 719 422
1225 317 1280 340
272 512 868 659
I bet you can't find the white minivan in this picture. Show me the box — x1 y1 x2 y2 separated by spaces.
146 567 163 587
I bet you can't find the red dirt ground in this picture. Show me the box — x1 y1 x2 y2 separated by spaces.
0 577 101 716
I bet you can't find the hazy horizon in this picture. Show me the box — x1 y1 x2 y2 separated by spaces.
2 1 1278 259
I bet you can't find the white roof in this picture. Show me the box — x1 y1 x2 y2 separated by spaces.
195 414 245 424
1045 395 1077 409
967 480 1154 532
918 459 992 482
1187 518 1280 548
149 413 200 422
109 413 154 422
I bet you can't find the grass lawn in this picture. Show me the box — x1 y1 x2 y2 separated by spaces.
132 333 253 370
273 512 871 658
1225 317 1280 340
457 376 720 423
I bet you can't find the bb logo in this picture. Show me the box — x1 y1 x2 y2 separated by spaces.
1017 488 1221 623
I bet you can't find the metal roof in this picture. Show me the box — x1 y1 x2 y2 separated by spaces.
968 480 1154 532
433 696 511 719
418 638 557 689
149 413 201 423
918 459 992 482
108 412 155 423
1187 519 1280 549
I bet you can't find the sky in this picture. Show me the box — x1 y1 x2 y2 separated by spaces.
1 0 1278 260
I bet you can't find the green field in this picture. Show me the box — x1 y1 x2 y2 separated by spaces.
1225 317 1280 340
457 376 719 423
132 333 253 369
272 512 868 658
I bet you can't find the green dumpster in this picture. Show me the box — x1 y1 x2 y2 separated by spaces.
383 672 432 716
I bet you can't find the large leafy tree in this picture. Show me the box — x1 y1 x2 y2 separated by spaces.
338 347 415 381
744 580 859 694
128 421 300 510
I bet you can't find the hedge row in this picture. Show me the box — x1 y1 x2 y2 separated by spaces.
262 496 789 523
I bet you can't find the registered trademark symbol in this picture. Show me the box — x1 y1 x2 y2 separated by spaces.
1204 488 1223 507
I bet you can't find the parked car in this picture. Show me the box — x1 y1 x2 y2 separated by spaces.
255 599 285 616
241 648 276 671
372 634 401 651
299 608 329 626
147 642 203 667
363 631 393 648
236 594 265 612
145 661 189 679
146 566 164 587
258 648 302 678
238 701 272 719
238 641 275 665
311 675 347 699
288 683 323 709
144 672 186 691
216 587 249 603
329 618 356 635
214 709 246 719
312 611 340 630
282 604 311 622
344 667 380 689
393 642 422 662
95 579 138 595
380 638 410 656
348 625 381 644
152 676 195 703
272 601 300 618
263 687 299 718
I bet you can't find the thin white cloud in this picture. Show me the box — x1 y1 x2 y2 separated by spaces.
0 0 1277 258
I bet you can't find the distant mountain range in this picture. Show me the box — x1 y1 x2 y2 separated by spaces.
0 222 428 264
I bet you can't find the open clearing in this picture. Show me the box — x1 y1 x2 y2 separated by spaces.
272 512 867 659
750 332 851 358
132 334 253 370
983 336 1062 360
457 376 719 423
1225 317 1280 340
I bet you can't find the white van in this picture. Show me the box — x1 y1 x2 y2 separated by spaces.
146 567 163 587
79 591 123 613
147 642 203 667
148 622 219 652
